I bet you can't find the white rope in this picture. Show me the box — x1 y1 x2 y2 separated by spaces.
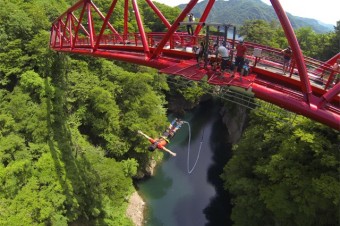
183 121 204 174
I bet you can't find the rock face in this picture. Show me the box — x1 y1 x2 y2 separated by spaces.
145 159 157 176
136 159 158 179
126 191 145 226
167 93 211 114
220 104 248 144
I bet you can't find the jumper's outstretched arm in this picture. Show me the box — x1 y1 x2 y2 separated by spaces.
162 146 177 157
137 130 152 140
137 130 176 157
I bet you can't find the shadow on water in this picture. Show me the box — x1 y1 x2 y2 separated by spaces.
204 114 233 226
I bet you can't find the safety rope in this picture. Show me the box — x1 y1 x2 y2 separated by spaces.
183 121 204 174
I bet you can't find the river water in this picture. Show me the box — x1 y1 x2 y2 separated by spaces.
138 100 233 226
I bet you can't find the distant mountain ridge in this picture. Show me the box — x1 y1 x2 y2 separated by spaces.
178 0 334 33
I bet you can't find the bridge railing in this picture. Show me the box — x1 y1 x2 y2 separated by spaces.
52 31 338 90
244 44 337 89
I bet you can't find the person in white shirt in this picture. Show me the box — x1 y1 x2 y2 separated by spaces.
217 41 230 74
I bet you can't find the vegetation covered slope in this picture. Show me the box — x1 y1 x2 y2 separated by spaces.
238 19 340 60
0 0 179 225
221 104 339 225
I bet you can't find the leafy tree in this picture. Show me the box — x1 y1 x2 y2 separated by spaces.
295 27 319 57
318 20 340 60
140 1 181 32
222 104 339 226
0 0 177 224
239 19 278 47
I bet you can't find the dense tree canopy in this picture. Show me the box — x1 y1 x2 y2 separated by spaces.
221 103 339 225
239 19 340 60
0 0 177 225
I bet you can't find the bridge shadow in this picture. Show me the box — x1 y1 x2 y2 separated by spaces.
44 64 106 224
203 112 233 226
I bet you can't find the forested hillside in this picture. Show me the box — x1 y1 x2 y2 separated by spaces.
178 0 333 33
221 103 339 225
237 19 340 60
0 0 180 225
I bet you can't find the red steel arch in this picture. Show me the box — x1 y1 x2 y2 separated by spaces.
49 0 340 130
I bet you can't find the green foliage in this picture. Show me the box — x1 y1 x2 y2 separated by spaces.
239 19 278 47
121 158 139 177
221 105 340 225
295 27 319 57
238 19 340 61
0 39 30 86
166 77 213 108
315 21 340 60
178 81 207 104
0 0 179 224
140 1 181 32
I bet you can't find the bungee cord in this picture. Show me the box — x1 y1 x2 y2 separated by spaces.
182 121 205 174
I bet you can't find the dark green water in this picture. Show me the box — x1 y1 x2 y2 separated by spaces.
138 100 232 226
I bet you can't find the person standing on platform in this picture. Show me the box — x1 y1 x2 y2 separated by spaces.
281 46 292 75
195 42 205 67
331 58 340 84
231 40 247 81
217 41 230 78
187 13 195 35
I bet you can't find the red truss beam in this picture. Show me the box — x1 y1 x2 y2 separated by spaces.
132 0 150 58
152 0 199 58
194 0 215 36
270 0 312 104
49 0 340 130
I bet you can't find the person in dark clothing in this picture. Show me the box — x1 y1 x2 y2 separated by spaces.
281 46 292 74
231 40 247 81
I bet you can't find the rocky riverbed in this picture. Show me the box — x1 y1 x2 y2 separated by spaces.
126 191 145 226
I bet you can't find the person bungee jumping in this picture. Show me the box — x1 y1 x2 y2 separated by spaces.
137 118 183 156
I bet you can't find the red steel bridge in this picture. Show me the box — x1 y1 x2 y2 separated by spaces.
49 0 340 130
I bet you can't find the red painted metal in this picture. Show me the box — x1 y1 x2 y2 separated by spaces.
87 2 95 48
94 0 119 51
132 0 150 58
252 83 339 130
270 0 312 104
124 0 128 38
319 82 340 107
145 0 172 30
53 0 84 24
68 14 73 47
49 0 340 130
324 71 337 90
72 13 90 37
194 0 215 36
90 2 121 39
72 5 87 48
152 0 198 58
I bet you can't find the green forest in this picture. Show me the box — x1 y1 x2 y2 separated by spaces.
0 0 339 225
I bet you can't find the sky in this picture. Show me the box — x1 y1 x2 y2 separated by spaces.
153 0 339 25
